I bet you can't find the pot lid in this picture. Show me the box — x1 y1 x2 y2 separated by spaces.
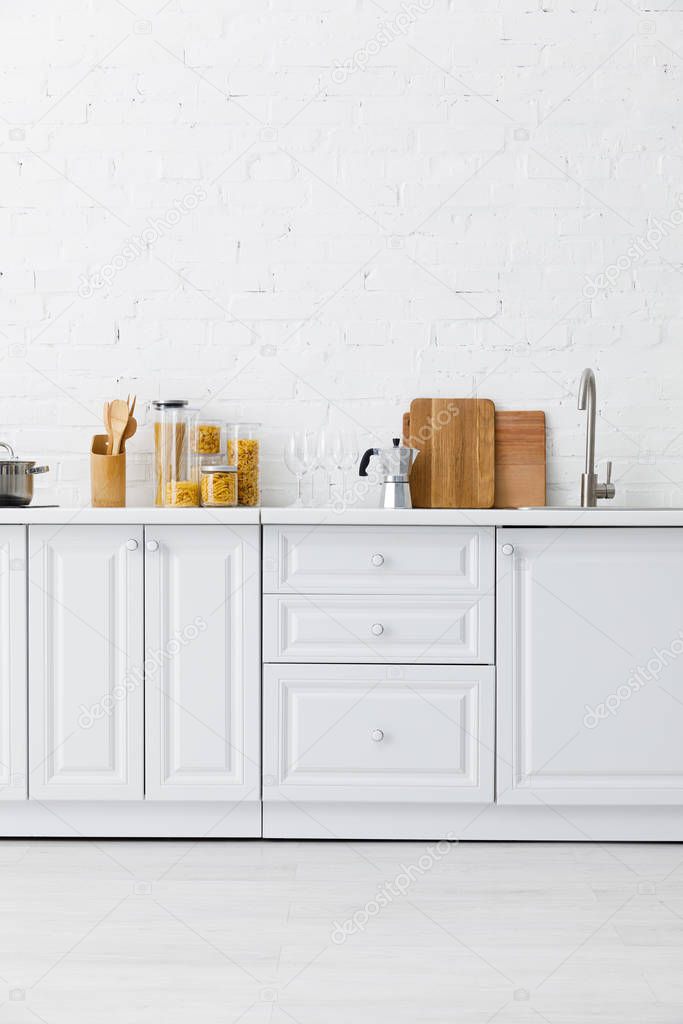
0 441 44 468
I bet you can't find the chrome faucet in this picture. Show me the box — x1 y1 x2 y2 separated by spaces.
578 368 615 507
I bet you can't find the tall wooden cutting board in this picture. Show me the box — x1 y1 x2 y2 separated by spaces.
494 410 546 508
407 398 496 508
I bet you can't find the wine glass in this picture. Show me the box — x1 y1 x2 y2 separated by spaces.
317 428 343 506
300 431 316 504
284 431 313 507
339 432 359 505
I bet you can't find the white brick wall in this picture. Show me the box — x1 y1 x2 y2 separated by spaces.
1 0 682 507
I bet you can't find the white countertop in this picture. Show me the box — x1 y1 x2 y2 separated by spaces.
0 506 260 525
261 506 683 527
2 505 683 527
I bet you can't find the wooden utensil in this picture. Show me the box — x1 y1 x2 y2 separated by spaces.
103 401 113 452
494 410 546 508
406 398 496 508
120 415 138 452
109 399 130 456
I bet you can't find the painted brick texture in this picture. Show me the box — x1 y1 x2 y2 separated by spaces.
0 1 682 506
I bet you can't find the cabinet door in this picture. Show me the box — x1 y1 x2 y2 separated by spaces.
497 528 683 806
28 526 144 800
0 527 27 800
144 526 260 801
263 664 494 803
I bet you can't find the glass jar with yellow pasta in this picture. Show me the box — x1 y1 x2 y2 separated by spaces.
166 480 199 507
226 423 261 507
191 419 224 457
200 465 237 507
152 399 200 507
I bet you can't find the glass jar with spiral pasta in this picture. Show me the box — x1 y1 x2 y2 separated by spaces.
190 418 224 457
226 423 261 506
200 465 237 507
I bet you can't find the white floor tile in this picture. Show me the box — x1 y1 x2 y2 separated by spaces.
0 840 680 1022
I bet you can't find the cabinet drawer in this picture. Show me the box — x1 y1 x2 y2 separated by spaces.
263 526 494 595
263 665 494 803
263 594 494 664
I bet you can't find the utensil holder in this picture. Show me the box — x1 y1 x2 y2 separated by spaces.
90 434 126 507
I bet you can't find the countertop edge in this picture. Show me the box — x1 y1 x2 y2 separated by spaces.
260 507 683 527
0 507 261 525
2 506 683 527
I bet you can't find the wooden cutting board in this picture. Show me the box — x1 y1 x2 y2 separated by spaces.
405 398 496 508
494 410 546 508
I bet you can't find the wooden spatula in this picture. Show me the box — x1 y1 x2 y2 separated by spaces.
109 399 130 456
103 401 114 453
120 416 137 452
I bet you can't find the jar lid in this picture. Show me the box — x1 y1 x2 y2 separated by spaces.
201 464 237 473
152 399 188 409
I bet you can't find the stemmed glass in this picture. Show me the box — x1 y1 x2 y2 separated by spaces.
339 432 359 503
284 431 314 507
317 428 343 506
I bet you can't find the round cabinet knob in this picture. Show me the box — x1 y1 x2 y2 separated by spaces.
370 553 384 567
370 623 384 637
501 544 515 556
125 539 138 551
370 729 384 742
146 540 159 552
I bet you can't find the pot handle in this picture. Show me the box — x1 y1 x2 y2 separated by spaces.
358 448 378 478
0 441 15 458
28 465 49 475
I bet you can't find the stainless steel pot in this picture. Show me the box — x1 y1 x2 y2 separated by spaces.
0 442 49 506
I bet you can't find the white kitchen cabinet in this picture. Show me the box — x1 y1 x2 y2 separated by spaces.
28 526 144 800
263 525 494 595
497 528 683 805
144 525 260 801
263 593 494 664
263 664 495 804
0 527 27 800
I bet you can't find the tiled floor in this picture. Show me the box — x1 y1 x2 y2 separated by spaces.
0 840 682 1022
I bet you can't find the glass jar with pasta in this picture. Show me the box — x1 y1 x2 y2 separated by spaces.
226 423 261 506
200 464 238 507
152 400 199 507
190 418 224 457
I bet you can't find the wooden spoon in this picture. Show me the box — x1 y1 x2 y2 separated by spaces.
103 401 115 454
109 399 130 456
120 415 137 452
